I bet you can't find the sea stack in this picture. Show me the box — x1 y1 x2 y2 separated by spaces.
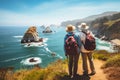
42 26 52 33
21 26 43 43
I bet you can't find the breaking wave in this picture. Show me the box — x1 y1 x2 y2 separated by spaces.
23 38 48 47
13 36 23 38
21 57 42 65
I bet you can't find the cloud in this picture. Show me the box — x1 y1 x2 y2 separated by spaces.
0 2 120 26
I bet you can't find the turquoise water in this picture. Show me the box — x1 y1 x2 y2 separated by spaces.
0 26 113 70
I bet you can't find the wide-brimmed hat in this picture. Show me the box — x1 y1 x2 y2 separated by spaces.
66 24 76 32
78 23 89 30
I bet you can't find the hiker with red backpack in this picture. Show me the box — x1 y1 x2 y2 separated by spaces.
64 24 81 78
78 23 96 76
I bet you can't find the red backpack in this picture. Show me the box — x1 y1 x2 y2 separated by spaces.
65 34 78 55
82 31 96 51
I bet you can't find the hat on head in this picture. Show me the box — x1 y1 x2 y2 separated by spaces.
66 24 76 32
78 23 89 31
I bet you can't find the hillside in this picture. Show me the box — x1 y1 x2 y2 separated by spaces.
90 12 120 40
60 11 118 27
1 50 120 80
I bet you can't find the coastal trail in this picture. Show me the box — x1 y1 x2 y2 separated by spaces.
64 59 107 80
78 59 107 80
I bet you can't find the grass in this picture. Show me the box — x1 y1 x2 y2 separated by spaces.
13 59 68 80
93 50 116 61
92 50 120 68
1 50 120 80
102 54 120 68
93 50 120 80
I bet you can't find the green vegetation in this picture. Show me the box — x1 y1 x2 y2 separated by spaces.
93 50 120 80
93 50 120 68
93 50 110 61
1 50 120 80
13 59 68 80
102 54 120 68
104 19 120 27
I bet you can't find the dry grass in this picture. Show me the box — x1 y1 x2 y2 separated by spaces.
103 67 120 80
13 59 67 80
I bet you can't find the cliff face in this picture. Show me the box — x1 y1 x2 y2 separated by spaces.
90 13 120 40
21 26 41 43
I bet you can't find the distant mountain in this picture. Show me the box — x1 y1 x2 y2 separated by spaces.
60 11 119 27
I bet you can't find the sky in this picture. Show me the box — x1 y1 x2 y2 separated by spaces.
0 0 120 26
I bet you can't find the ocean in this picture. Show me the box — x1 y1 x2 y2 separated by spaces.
0 26 114 70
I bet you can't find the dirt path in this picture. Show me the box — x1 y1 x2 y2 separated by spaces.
78 59 107 80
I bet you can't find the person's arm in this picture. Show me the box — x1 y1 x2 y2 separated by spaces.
77 35 81 48
64 35 67 56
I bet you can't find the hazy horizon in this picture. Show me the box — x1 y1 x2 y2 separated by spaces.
0 0 120 26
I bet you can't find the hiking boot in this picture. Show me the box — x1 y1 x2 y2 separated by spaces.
83 73 88 76
89 71 96 76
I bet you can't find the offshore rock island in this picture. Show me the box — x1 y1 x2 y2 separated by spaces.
21 26 43 43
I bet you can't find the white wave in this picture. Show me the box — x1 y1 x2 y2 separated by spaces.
43 38 48 42
21 57 42 65
96 45 114 52
44 47 52 53
38 53 46 56
24 42 47 47
2 55 31 62
56 54 63 59
97 45 110 50
97 40 110 45
13 36 23 38
47 51 63 59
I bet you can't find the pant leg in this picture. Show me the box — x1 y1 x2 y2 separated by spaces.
73 53 80 75
68 55 73 76
81 52 88 74
87 53 95 72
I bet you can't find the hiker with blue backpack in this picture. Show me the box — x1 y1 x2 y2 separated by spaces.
78 23 96 76
64 24 81 78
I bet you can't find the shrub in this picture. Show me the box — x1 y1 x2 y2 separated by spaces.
102 54 120 68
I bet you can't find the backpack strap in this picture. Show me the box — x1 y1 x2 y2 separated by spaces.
82 31 87 35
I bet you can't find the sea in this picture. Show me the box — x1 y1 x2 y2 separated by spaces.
0 26 114 70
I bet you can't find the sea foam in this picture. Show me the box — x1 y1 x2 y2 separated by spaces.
21 57 42 65
13 35 23 38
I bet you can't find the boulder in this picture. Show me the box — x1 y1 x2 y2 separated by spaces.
21 26 43 43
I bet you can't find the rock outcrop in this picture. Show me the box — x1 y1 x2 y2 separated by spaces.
42 26 52 33
21 26 43 43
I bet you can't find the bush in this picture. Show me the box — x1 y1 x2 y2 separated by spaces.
93 50 117 61
102 54 120 68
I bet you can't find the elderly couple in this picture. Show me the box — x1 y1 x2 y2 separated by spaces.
64 23 96 78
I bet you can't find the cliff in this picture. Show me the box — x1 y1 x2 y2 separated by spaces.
21 26 42 43
90 12 120 40
1 51 120 80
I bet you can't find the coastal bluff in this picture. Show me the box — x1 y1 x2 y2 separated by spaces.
21 26 43 43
